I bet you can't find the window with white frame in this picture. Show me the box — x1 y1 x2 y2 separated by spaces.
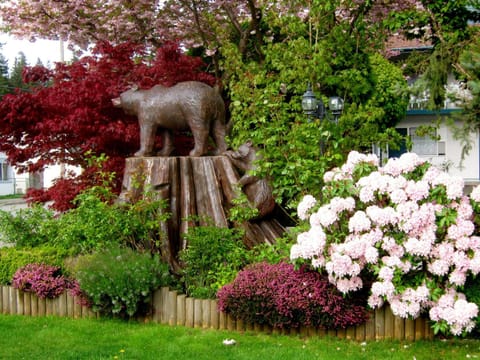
395 127 445 157
0 159 9 181
410 127 438 155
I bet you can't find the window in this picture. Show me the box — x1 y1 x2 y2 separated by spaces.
392 127 445 158
410 127 437 156
0 160 9 181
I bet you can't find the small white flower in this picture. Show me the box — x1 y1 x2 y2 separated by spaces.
222 339 236 346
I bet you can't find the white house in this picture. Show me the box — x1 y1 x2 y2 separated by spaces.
391 90 480 191
0 152 30 196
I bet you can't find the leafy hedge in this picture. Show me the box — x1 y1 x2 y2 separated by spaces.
0 246 70 285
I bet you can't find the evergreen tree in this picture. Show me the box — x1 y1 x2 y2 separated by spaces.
9 52 28 90
0 44 10 98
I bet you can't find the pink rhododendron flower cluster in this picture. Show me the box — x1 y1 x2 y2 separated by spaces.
291 151 480 335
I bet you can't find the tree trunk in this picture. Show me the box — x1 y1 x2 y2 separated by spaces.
119 156 286 269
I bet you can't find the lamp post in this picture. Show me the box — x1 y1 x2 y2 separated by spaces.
301 83 344 123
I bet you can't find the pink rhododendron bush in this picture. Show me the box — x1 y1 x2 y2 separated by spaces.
291 151 480 336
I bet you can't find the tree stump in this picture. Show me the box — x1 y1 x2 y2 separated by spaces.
119 156 286 269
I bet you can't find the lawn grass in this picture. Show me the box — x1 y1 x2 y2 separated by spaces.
0 194 23 200
0 314 479 359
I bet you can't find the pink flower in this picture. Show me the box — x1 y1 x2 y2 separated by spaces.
389 297 409 318
312 206 338 228
368 294 384 308
449 268 467 286
336 276 363 293
366 205 398 227
469 253 480 274
311 256 326 268
348 211 371 233
371 281 395 297
470 185 480 203
323 170 337 183
390 188 407 204
297 195 317 221
404 237 431 257
398 152 425 173
429 290 478 336
457 197 473 219
330 196 355 214
359 186 375 203
364 246 379 264
343 235 367 259
423 166 442 184
428 259 450 276
382 158 402 177
405 180 429 201
325 253 360 278
447 220 474 240
378 266 394 282
291 226 326 260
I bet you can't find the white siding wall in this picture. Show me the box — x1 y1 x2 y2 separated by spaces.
396 116 479 182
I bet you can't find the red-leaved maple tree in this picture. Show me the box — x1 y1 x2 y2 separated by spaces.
0 41 216 211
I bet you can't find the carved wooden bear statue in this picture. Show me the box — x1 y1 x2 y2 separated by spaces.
112 81 227 157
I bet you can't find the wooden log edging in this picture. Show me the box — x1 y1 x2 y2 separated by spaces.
0 286 434 340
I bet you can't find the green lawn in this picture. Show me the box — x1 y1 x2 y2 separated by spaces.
0 194 23 200
0 314 478 359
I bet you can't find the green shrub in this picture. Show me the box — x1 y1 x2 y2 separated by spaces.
0 206 59 248
72 246 172 317
179 226 248 299
0 185 170 256
0 246 70 285
247 234 296 265
50 186 167 254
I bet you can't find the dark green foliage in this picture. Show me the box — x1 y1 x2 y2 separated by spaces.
179 226 248 299
0 246 69 285
72 246 172 317
223 11 408 208
464 275 480 333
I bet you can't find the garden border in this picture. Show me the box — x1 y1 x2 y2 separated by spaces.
0 286 434 341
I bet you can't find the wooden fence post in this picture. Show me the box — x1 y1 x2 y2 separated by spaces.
177 294 186 327
202 299 211 329
185 297 194 328
37 297 46 316
194 299 203 328
9 287 17 314
152 289 162 323
210 300 219 329
2 286 9 314
167 290 177 326
15 289 24 315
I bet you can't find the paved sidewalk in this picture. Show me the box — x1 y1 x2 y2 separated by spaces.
0 198 28 212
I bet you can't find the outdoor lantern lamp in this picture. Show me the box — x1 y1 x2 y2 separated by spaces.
302 83 344 122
